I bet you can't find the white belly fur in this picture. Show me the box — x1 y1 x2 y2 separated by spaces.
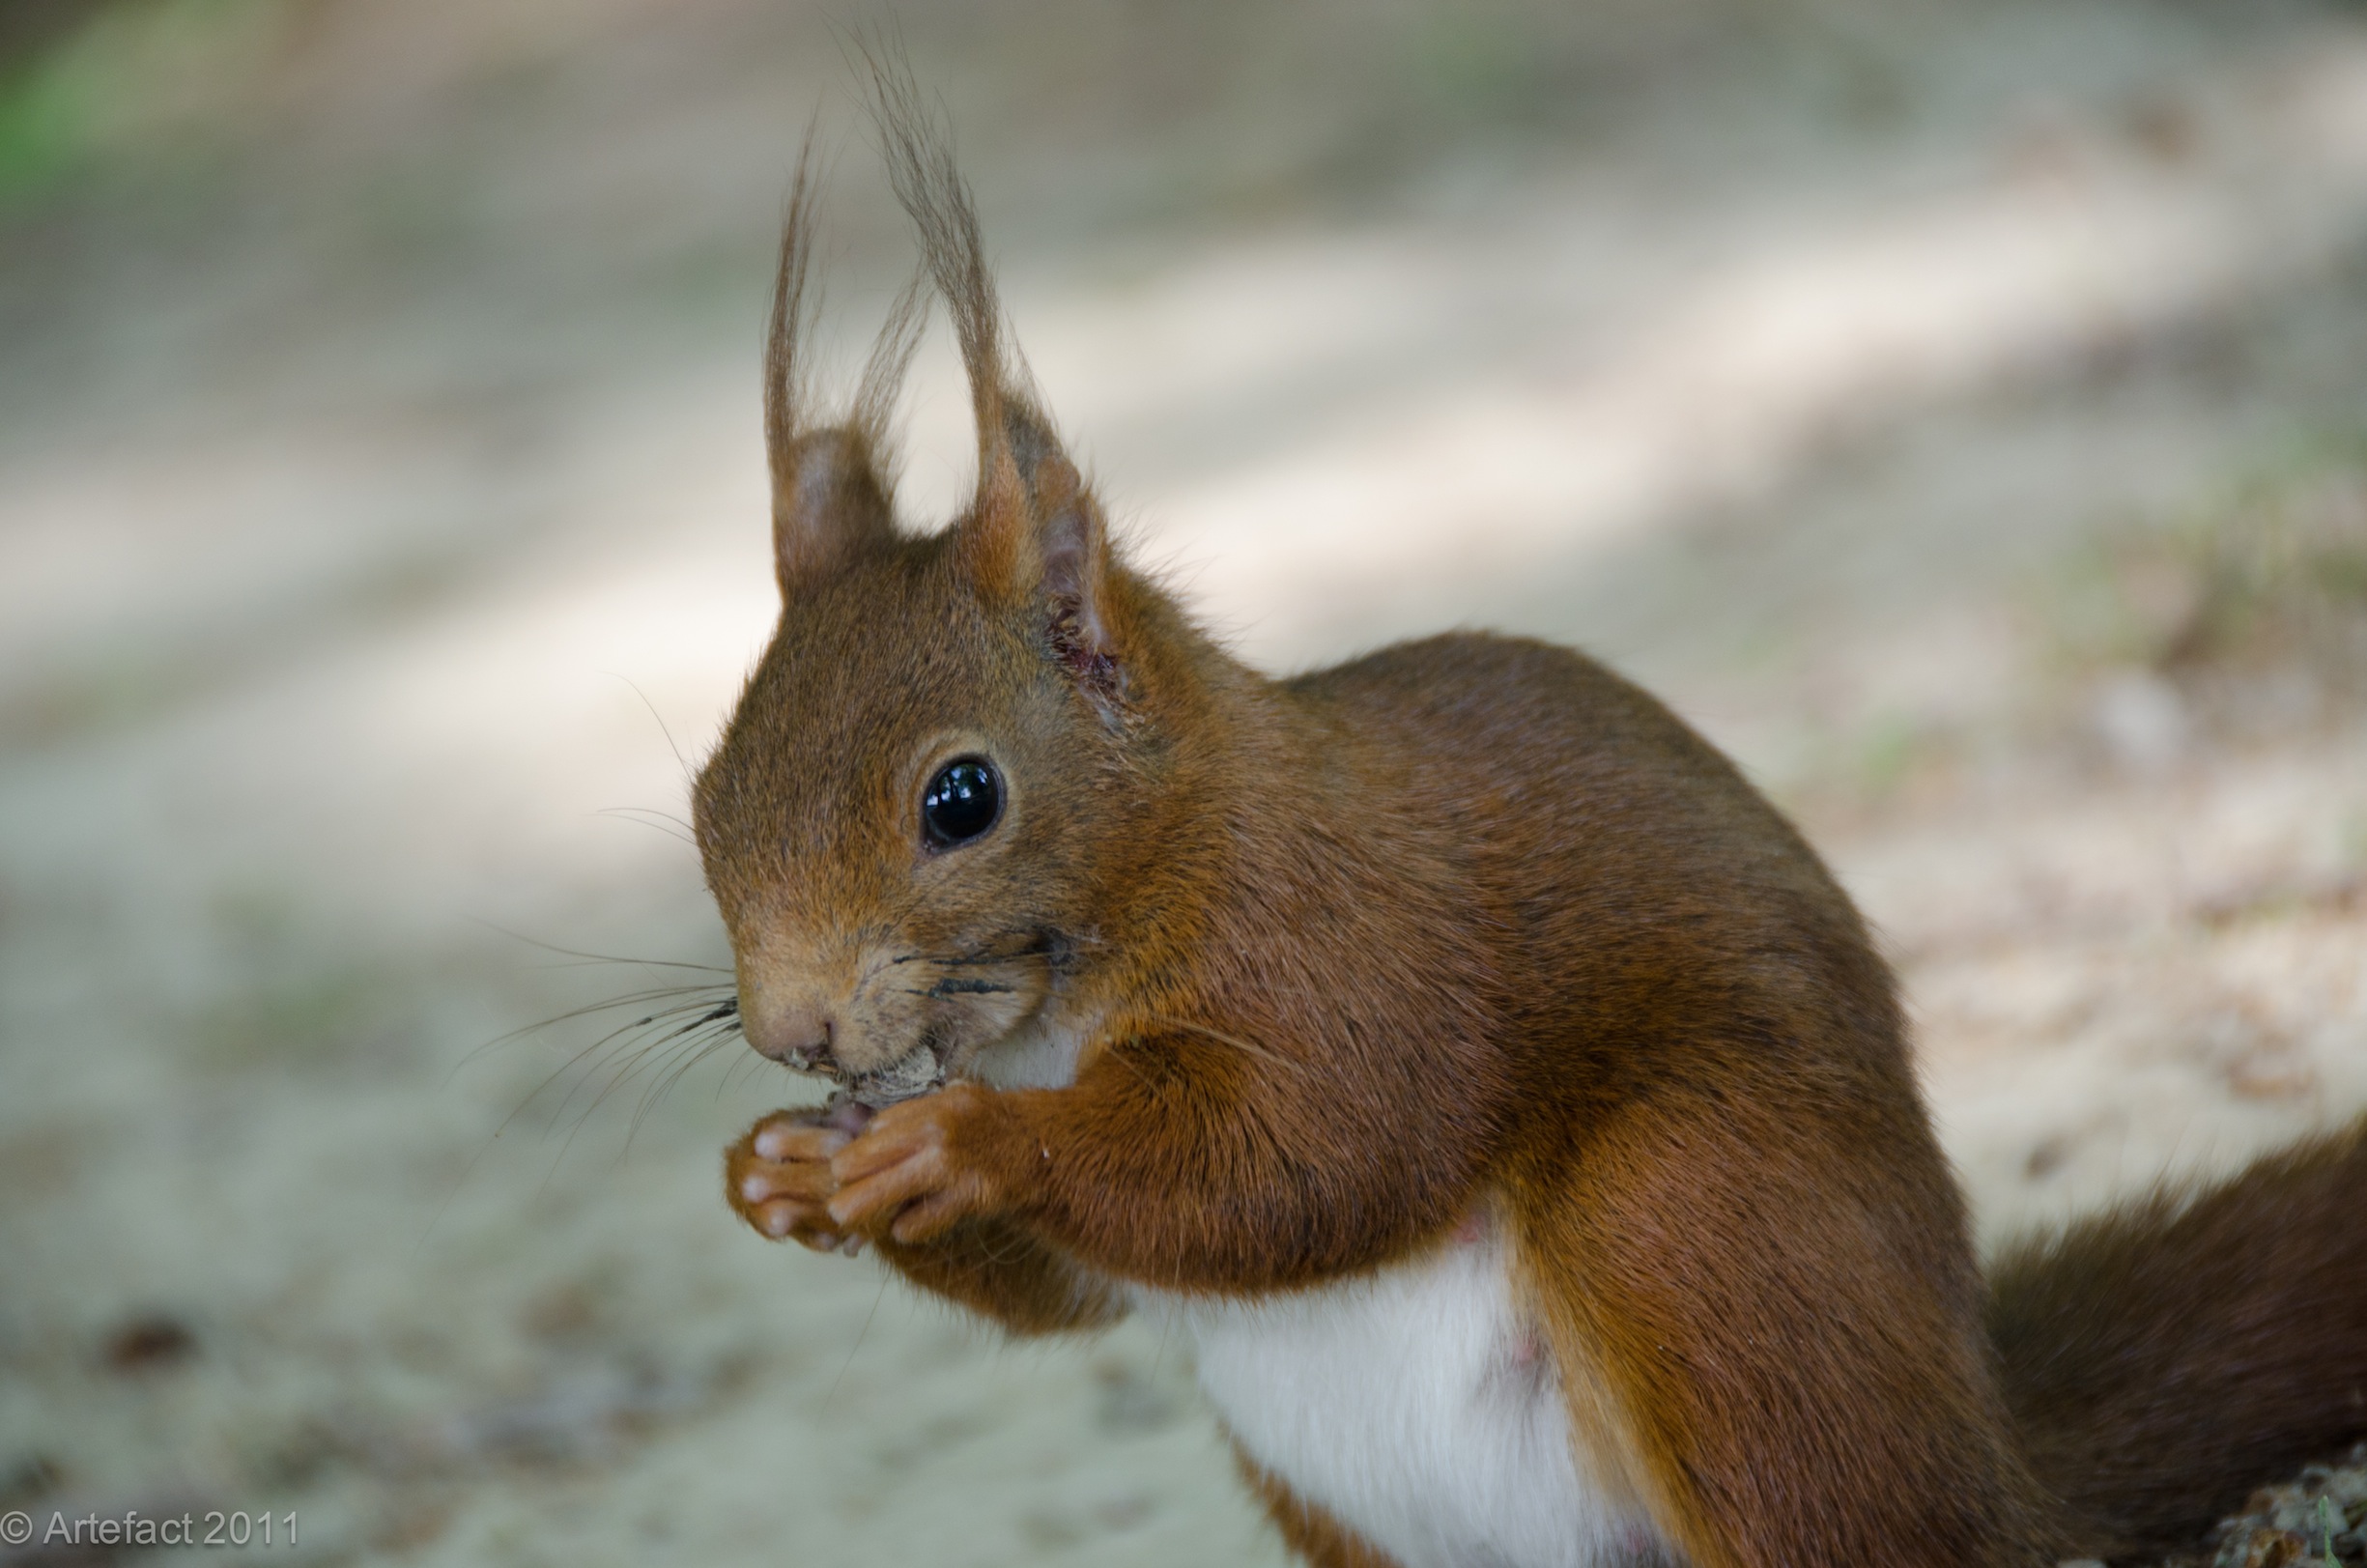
1131 1224 1666 1568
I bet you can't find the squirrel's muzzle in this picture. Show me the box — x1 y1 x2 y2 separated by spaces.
741 992 839 1073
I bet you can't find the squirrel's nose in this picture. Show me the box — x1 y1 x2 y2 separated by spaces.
744 996 839 1072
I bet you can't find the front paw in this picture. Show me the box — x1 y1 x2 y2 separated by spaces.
827 1082 1017 1245
726 1098 873 1254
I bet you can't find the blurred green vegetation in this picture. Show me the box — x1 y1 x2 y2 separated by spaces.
0 0 289 205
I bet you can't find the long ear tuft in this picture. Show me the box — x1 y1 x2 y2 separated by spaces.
861 52 1125 717
851 261 930 448
762 135 910 597
861 56 1011 454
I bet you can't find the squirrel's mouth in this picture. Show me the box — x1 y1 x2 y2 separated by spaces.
843 1040 948 1107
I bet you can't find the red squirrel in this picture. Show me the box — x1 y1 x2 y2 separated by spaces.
697 85 2367 1568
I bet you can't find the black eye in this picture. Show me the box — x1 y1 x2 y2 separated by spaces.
922 757 1002 849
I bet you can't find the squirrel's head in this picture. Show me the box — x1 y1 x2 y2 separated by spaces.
692 101 1192 1103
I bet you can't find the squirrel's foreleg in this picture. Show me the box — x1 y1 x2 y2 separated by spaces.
829 1026 1500 1296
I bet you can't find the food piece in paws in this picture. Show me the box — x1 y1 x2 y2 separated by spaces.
846 1045 947 1108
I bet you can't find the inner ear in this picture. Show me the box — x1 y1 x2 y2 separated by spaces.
963 407 1124 713
1003 406 1094 600
1037 497 1097 617
1038 494 1120 701
774 426 895 596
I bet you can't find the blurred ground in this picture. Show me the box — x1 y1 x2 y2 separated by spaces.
2 1 2365 1564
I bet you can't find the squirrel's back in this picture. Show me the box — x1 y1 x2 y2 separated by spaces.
1286 629 1915 1100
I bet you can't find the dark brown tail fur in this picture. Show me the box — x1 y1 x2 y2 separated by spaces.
1987 1116 2367 1561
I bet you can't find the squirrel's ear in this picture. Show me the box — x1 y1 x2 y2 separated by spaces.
772 427 895 595
960 403 1124 711
759 140 905 598
865 57 1124 713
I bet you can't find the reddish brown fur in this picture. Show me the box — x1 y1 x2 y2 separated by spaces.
706 66 2367 1568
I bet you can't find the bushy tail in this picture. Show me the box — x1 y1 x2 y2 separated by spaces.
1986 1117 2367 1560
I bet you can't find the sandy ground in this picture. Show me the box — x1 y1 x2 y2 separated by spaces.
2 1 2365 1563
